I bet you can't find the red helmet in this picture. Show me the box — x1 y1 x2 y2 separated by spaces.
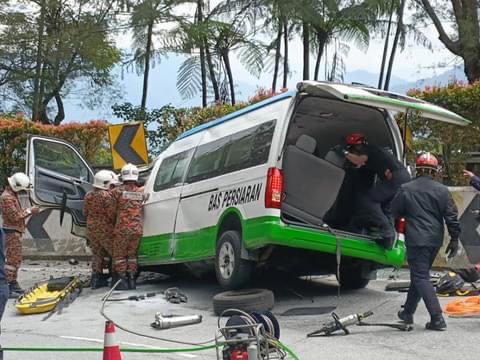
416 153 438 170
346 133 366 145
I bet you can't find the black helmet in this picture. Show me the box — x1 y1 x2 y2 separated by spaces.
436 272 464 295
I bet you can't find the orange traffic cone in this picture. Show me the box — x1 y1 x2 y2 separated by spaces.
103 320 122 360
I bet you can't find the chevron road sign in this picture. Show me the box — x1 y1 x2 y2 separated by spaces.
108 122 149 169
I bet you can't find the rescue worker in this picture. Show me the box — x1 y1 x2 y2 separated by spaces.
463 169 480 190
391 153 460 330
0 173 39 297
83 170 118 289
111 163 143 290
339 133 410 249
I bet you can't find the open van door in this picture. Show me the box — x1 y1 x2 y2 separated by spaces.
26 135 94 237
298 81 470 126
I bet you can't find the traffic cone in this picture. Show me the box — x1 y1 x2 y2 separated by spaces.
103 320 122 360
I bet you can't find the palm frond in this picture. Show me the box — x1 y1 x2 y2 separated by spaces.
177 55 202 100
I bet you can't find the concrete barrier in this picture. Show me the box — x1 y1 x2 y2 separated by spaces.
434 186 480 268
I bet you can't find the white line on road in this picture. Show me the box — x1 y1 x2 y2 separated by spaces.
60 335 198 358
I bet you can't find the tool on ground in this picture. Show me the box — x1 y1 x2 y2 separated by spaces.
103 320 122 360
105 287 187 303
106 292 160 302
307 311 412 337
151 313 202 330
15 276 82 318
307 311 373 336
216 309 285 360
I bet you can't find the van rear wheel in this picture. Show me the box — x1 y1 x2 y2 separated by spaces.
215 230 253 290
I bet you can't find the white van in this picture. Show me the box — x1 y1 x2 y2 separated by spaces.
26 81 469 290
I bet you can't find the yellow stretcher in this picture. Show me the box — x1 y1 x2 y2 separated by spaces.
16 276 81 315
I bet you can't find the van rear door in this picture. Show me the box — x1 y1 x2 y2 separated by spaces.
26 135 94 237
297 81 470 126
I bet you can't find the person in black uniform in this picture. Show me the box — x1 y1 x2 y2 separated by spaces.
391 153 460 330
340 133 410 248
463 169 480 190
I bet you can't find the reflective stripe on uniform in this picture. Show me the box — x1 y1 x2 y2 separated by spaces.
127 257 137 263
5 264 17 271
114 259 127 265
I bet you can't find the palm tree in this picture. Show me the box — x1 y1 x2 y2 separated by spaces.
130 0 177 113
172 1 266 105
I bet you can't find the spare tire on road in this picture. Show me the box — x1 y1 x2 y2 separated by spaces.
213 288 274 316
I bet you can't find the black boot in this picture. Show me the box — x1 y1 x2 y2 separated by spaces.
425 316 447 331
127 272 136 290
91 273 109 289
111 273 129 291
8 281 23 299
397 310 414 324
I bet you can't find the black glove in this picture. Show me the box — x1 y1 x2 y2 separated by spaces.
445 239 459 259
331 144 347 157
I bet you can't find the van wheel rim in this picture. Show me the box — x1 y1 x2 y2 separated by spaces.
219 242 235 279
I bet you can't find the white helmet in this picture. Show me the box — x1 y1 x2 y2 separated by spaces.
93 170 115 190
121 163 139 182
108 171 121 186
8 172 31 192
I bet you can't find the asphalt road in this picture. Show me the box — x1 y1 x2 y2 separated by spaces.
1 261 479 360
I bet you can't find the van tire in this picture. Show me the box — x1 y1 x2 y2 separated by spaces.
340 268 370 290
212 289 274 316
215 230 253 290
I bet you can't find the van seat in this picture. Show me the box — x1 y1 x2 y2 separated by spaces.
282 135 346 226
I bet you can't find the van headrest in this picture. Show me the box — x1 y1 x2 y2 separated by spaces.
296 135 317 154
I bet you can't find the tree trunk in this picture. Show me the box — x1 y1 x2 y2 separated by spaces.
313 32 327 81
205 45 220 102
378 0 395 89
197 0 207 107
282 21 289 89
463 53 480 84
53 91 65 125
141 21 154 113
32 0 46 122
302 22 310 80
39 92 54 124
384 0 406 91
272 22 283 92
222 50 235 105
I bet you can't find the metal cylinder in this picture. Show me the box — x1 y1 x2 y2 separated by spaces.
153 313 202 329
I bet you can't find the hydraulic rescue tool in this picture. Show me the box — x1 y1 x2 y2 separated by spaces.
216 309 285 360
307 311 412 337
151 313 203 329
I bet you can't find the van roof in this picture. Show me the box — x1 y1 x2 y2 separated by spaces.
175 91 295 141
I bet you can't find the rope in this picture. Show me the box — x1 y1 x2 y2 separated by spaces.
444 296 480 317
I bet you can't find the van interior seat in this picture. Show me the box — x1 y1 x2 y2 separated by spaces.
282 134 346 226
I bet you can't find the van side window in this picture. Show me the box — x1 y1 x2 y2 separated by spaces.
154 150 192 192
186 137 229 184
223 120 276 173
186 120 276 184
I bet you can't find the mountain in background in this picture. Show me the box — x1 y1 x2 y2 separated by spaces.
62 57 468 122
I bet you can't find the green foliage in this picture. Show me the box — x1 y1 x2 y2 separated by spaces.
0 0 122 124
0 115 109 188
407 81 480 185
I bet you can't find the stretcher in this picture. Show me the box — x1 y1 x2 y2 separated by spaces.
15 276 81 315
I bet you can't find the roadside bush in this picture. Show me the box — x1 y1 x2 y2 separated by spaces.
407 81 480 185
0 115 109 189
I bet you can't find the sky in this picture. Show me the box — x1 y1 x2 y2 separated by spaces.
62 6 462 122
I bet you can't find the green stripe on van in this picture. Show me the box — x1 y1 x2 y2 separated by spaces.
138 216 405 267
